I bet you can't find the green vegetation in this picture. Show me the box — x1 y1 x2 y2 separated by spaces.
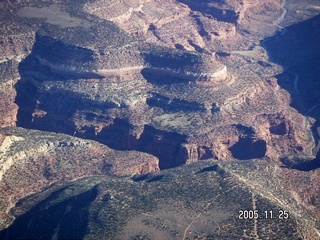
0 160 303 239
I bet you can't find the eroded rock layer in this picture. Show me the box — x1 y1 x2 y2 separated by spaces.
3 1 311 169
0 127 159 228
0 0 320 238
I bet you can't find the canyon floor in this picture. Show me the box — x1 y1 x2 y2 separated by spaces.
0 0 320 239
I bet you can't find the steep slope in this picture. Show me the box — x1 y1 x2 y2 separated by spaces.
0 0 320 238
5 0 311 170
1 160 318 239
0 127 159 229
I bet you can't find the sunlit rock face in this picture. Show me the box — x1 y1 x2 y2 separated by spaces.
0 0 320 238
1 0 313 169
0 127 159 229
10 13 308 169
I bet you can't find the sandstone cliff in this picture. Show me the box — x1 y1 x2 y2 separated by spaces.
0 0 320 237
0 127 159 229
0 0 316 169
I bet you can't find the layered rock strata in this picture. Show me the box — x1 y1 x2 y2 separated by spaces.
0 0 320 237
0 127 159 229
0 0 317 170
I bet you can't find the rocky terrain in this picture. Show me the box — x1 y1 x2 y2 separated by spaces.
0 127 159 228
7 0 313 169
0 160 314 240
0 0 320 239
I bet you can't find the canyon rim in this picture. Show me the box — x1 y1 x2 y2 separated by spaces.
0 0 320 239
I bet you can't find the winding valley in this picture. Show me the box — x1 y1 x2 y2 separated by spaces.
0 0 320 239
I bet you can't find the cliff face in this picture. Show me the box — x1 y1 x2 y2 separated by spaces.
0 0 320 237
84 0 283 51
0 29 35 127
11 19 310 169
0 1 317 168
0 127 159 229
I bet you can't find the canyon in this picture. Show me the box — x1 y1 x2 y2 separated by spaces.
0 0 320 239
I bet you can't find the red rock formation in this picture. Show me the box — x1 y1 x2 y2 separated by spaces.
0 128 159 229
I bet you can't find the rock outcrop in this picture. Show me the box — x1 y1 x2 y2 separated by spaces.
0 127 159 229
0 27 35 127
0 0 313 170
1 159 319 239
11 19 310 169
0 0 320 237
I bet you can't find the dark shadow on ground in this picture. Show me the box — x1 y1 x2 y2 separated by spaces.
146 175 164 183
262 15 320 114
176 0 238 23
0 186 98 240
196 164 218 173
229 137 267 160
14 34 190 170
280 151 320 171
262 15 320 168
